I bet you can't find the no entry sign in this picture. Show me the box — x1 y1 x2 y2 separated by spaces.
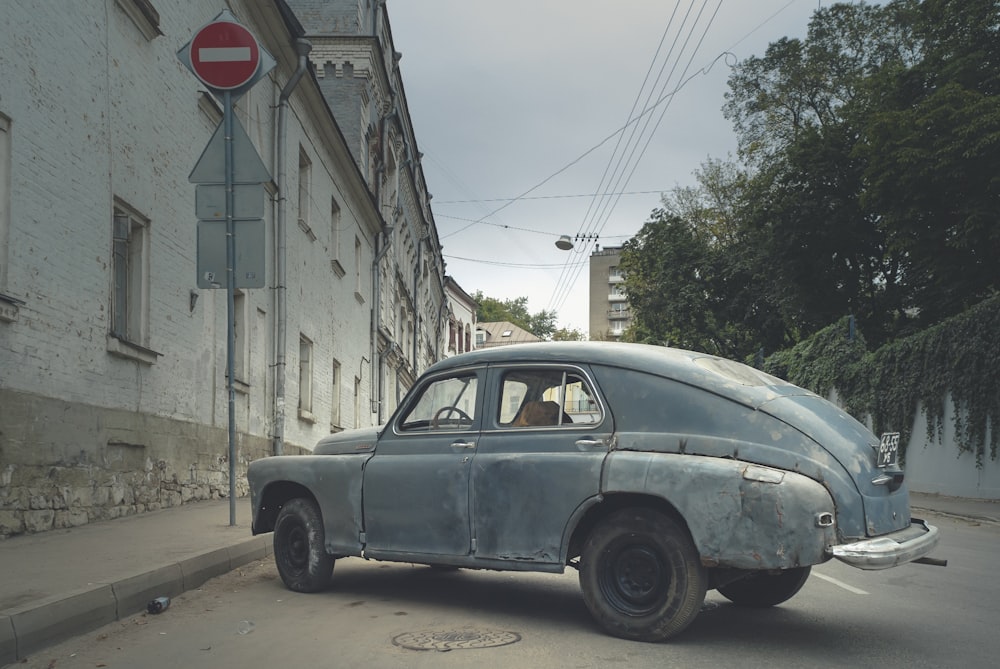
190 20 260 90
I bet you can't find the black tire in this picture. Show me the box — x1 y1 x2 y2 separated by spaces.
717 566 811 607
579 508 707 642
273 498 334 593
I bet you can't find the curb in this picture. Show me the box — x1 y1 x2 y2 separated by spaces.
0 536 271 665
911 504 1000 527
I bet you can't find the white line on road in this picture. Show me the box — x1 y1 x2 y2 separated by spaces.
812 571 870 595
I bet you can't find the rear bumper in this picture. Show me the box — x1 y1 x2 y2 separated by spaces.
828 519 940 570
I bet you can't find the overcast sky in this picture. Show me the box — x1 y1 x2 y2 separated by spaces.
386 1 829 335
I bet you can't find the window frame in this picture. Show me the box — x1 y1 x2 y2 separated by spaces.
395 370 482 434
331 359 342 430
495 365 603 429
298 334 314 421
107 198 159 363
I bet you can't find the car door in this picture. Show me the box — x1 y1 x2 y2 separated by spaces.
361 366 484 558
471 364 612 564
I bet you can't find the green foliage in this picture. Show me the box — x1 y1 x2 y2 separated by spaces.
761 295 1000 466
472 291 558 340
551 327 586 341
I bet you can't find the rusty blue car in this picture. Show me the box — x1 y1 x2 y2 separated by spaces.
247 341 940 642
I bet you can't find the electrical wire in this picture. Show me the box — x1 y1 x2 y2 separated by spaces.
547 0 724 314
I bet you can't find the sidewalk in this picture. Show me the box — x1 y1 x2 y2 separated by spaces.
1 493 997 665
909 491 1000 525
0 499 269 666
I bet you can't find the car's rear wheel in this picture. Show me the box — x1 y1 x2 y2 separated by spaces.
273 498 334 592
580 508 706 642
717 566 811 607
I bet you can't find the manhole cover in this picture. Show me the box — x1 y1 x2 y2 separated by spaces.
392 628 521 651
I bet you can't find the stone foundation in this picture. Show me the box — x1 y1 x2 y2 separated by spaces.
0 389 306 539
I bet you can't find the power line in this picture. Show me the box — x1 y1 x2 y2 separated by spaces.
444 254 588 269
433 189 667 205
548 0 724 314
544 1 801 316
435 213 634 240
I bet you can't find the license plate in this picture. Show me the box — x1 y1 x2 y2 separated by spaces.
877 432 900 468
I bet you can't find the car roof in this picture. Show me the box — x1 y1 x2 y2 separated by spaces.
424 341 806 407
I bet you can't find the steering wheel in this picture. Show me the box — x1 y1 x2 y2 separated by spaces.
431 405 473 429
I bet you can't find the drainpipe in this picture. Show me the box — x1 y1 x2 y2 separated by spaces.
371 225 393 423
412 236 427 372
272 37 312 456
435 289 448 360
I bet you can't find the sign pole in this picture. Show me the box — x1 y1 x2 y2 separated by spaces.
224 90 237 527
179 10 275 528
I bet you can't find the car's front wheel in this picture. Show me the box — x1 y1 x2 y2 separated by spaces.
579 508 706 642
273 497 334 592
717 566 811 607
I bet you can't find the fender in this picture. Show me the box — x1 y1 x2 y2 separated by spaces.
602 452 839 569
248 453 371 555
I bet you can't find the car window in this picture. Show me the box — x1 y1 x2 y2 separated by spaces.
498 368 601 428
399 373 478 432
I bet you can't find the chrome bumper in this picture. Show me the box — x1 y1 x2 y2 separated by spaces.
829 519 940 570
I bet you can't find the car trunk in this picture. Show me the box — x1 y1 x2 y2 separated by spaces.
759 394 912 538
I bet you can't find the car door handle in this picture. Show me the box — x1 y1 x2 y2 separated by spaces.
450 440 476 449
575 438 604 449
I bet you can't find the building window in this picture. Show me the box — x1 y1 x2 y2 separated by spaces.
115 0 163 41
354 236 363 300
465 325 472 352
298 334 313 419
331 359 342 429
449 319 456 351
297 147 311 238
330 196 345 276
111 200 150 346
233 290 247 384
0 113 10 293
354 376 362 429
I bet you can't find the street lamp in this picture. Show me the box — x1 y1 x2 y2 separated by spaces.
555 234 573 250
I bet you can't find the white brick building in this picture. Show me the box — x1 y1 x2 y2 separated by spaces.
0 0 460 536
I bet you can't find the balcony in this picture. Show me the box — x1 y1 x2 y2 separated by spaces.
607 292 627 302
608 309 632 321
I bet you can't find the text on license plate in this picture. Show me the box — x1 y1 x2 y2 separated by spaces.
877 432 900 468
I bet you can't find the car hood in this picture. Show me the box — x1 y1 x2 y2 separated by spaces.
313 426 382 455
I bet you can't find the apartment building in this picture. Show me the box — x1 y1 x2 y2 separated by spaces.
588 245 631 340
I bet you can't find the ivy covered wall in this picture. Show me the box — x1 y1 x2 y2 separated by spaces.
761 294 999 470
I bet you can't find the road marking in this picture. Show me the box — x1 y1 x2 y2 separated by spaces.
813 571 869 595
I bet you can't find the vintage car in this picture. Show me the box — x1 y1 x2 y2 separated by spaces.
247 341 940 642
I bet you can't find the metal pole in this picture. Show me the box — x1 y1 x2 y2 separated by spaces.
224 90 237 526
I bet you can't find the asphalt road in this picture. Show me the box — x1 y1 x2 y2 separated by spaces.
10 510 998 669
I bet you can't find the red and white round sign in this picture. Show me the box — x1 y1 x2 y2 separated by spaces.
190 20 260 90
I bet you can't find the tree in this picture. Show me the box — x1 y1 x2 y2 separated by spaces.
724 0 1000 339
624 0 1000 358
551 327 586 341
721 1 926 345
856 0 1000 325
472 292 558 340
